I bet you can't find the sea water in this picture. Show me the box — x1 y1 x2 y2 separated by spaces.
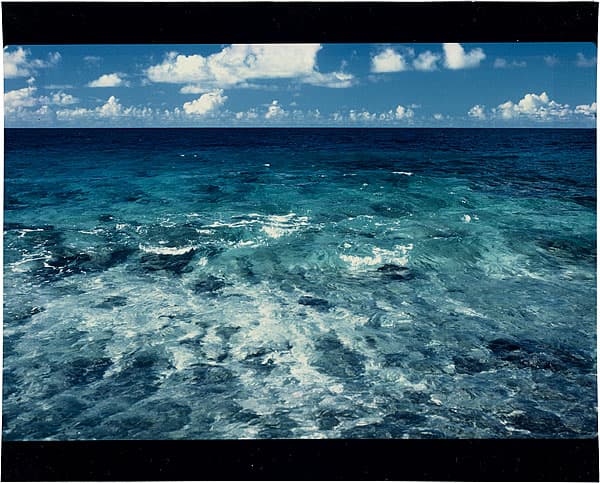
3 128 597 439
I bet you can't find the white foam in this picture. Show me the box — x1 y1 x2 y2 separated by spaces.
261 225 288 239
393 171 413 176
10 255 50 272
17 228 44 238
138 244 196 255
340 253 385 269
206 213 310 239
330 384 344 394
266 213 298 223
462 214 472 223
260 213 310 239
519 268 545 280
205 219 259 229
340 244 413 271
234 240 258 248
397 374 427 391
396 243 414 252
454 306 485 318
171 347 196 371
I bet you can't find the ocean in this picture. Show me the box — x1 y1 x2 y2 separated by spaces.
3 128 597 439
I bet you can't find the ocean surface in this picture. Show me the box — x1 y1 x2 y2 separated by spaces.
3 128 597 440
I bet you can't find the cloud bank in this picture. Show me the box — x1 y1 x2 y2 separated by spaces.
146 44 354 89
469 92 596 121
371 43 483 74
4 47 61 79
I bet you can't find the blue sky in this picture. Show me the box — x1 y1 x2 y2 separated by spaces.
3 43 597 127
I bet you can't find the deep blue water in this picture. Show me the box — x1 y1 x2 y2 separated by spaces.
3 128 597 440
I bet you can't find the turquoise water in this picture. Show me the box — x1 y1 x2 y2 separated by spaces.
3 128 597 439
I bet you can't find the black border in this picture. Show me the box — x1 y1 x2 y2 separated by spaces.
1 2 599 45
1 439 598 481
2 2 599 481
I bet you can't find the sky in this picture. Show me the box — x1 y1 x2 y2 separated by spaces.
3 43 597 128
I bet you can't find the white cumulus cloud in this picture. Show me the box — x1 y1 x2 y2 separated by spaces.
4 47 29 78
56 107 93 119
56 96 154 121
495 92 570 120
4 47 61 79
87 73 128 88
38 91 79 106
443 43 486 70
146 44 353 89
544 55 559 67
98 96 123 117
413 51 440 71
371 48 409 73
4 86 38 112
470 93 596 122
394 104 414 120
468 104 486 120
323 103 421 123
5 80 79 116
182 89 227 116
306 108 321 120
349 110 377 122
235 110 259 120
265 100 287 119
575 102 597 117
